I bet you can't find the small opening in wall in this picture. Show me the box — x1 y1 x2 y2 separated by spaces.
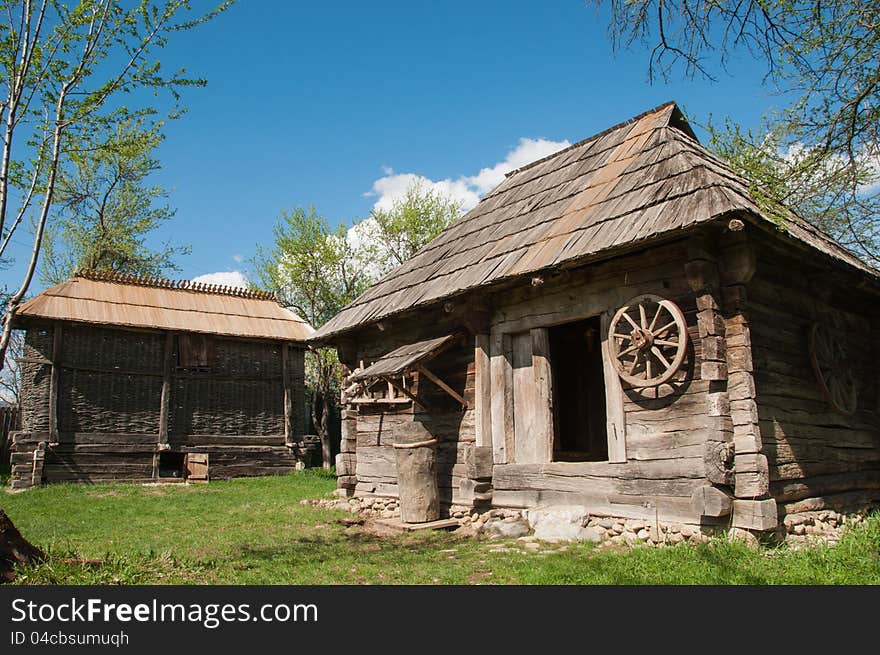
549 316 608 462
158 451 187 479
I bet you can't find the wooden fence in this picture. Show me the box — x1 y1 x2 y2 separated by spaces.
0 406 20 472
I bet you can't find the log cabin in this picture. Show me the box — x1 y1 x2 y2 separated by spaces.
9 269 313 488
312 101 880 533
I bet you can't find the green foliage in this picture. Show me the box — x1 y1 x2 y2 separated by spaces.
251 207 372 465
39 119 190 285
0 0 234 368
362 181 462 274
707 116 880 258
252 206 369 327
595 0 880 261
3 477 879 584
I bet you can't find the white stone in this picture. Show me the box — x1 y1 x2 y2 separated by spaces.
484 518 530 539
525 505 601 543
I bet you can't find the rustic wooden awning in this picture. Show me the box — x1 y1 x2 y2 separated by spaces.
347 334 467 410
348 334 459 382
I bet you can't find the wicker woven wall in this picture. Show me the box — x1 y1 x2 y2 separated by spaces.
21 327 52 432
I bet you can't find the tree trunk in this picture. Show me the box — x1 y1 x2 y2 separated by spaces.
0 508 44 582
320 398 331 470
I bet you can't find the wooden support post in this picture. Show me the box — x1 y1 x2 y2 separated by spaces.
48 324 62 445
490 332 514 464
600 311 627 463
474 334 492 448
530 327 553 464
282 342 297 445
158 332 174 450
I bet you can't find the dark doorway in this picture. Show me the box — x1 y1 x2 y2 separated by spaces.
549 317 608 461
158 451 187 479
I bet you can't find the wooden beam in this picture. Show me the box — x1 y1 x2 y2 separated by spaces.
600 311 627 463
530 327 553 464
474 334 492 448
382 375 427 411
490 333 514 464
281 343 297 445
417 365 467 409
48 323 62 444
158 332 174 448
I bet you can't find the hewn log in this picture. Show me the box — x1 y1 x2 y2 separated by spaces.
490 333 514 464
474 334 492 448
690 485 734 517
732 498 778 531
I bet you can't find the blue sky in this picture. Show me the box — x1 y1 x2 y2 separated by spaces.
2 1 784 294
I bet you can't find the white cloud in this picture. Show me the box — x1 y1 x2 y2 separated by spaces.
192 270 249 289
232 254 244 263
365 137 571 213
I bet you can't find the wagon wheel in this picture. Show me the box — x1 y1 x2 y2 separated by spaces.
809 322 857 415
609 294 688 387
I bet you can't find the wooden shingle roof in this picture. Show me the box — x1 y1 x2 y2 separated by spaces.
15 270 314 342
314 101 878 340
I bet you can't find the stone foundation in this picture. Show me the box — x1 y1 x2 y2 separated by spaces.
310 495 873 548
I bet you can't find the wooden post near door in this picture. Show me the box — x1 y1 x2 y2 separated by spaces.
158 332 174 450
48 323 62 445
530 327 554 464
282 342 297 446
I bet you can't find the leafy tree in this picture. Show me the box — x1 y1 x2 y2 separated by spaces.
707 116 879 259
362 181 462 274
0 0 233 370
39 119 189 285
252 207 371 469
593 1 880 260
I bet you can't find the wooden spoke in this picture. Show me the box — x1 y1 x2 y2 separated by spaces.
654 338 679 348
653 320 677 336
651 346 671 369
622 312 640 330
648 305 662 332
809 322 856 415
609 294 688 388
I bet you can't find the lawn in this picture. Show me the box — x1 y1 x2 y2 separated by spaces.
2 472 879 584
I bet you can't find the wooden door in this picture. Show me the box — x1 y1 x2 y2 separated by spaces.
186 453 209 482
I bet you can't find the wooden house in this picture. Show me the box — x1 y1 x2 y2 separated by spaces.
313 102 880 533
9 270 313 489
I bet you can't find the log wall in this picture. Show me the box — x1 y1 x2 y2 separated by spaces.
488 239 720 524
10 322 307 488
339 239 730 524
338 316 478 509
748 239 880 517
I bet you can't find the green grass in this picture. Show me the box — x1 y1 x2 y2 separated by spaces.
2 473 879 584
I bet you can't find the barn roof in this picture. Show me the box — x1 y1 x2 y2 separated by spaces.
14 270 314 342
313 101 878 341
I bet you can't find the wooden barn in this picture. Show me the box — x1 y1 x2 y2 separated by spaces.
313 102 880 533
9 270 313 489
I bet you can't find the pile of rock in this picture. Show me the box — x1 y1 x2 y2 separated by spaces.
309 495 871 548
781 510 865 546
305 496 400 518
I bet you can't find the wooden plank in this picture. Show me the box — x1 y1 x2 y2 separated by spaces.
281 343 296 444
600 311 627 463
490 333 514 464
158 332 174 447
530 327 553 464
512 331 537 464
474 334 492 448
186 452 209 482
384 375 427 411
48 323 62 444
